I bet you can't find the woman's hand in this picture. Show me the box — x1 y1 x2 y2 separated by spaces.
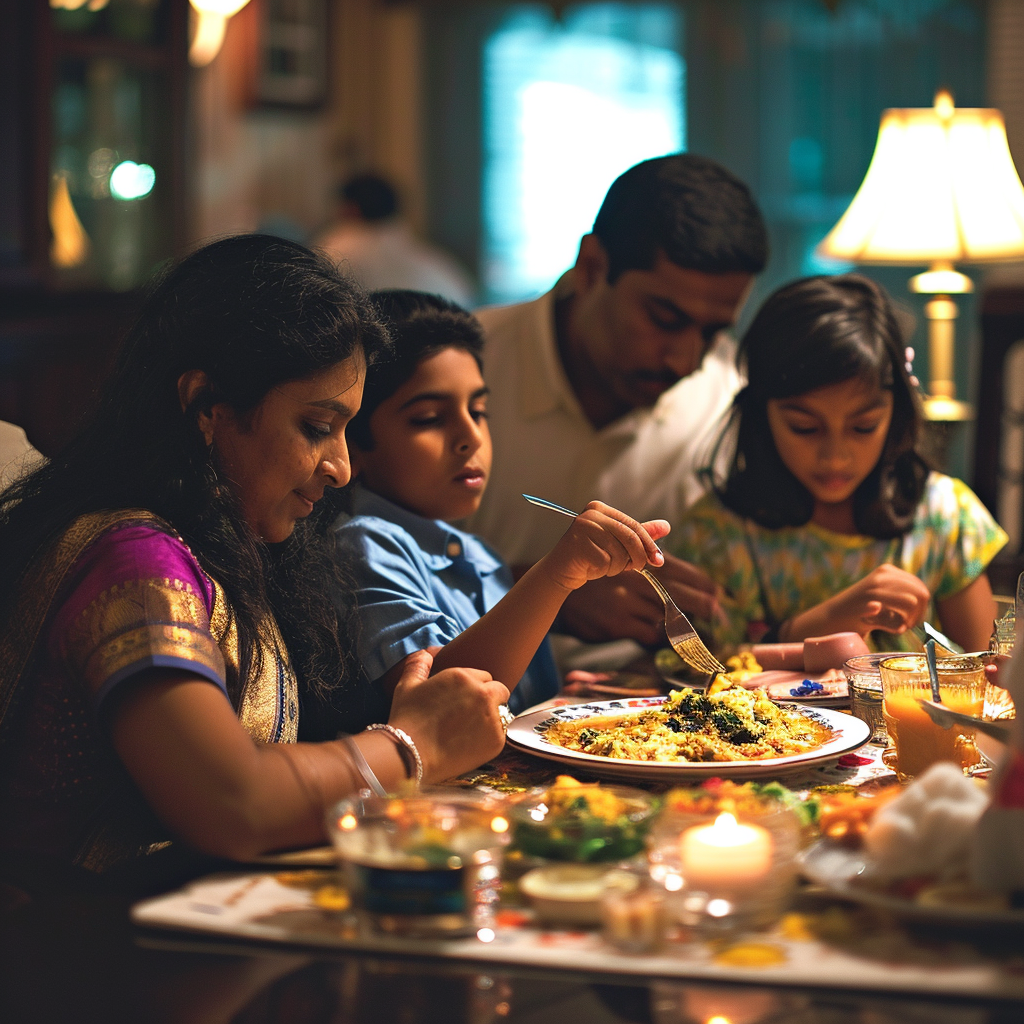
388 650 510 783
822 564 930 637
536 501 670 594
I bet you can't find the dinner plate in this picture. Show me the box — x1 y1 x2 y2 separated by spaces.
800 840 1024 926
506 696 871 781
662 670 849 703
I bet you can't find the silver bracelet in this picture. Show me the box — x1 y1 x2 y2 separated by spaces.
339 735 387 798
365 724 424 784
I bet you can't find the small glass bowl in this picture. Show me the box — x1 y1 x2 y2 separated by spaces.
508 781 658 864
327 788 510 937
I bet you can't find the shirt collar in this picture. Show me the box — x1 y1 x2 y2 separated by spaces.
518 272 587 422
515 271 664 440
348 485 504 575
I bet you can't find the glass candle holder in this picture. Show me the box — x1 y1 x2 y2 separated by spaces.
878 654 985 781
843 653 890 745
992 605 1016 657
327 789 510 938
648 797 800 934
601 868 667 954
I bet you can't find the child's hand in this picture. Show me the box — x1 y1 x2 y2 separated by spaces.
538 500 669 594
826 564 930 637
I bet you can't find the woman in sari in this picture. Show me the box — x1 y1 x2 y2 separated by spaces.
0 235 509 879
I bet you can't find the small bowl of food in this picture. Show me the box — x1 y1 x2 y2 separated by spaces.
509 776 658 864
519 863 629 926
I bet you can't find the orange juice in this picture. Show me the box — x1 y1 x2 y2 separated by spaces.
879 655 985 781
882 689 983 779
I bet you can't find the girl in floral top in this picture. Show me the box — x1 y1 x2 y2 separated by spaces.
671 274 1006 656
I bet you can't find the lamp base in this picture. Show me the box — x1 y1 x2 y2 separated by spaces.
922 395 974 422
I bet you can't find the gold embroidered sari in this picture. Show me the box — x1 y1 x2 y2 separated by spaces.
0 509 298 872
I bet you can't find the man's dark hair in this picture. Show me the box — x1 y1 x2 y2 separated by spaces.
348 290 484 452
708 273 929 538
592 154 768 281
340 173 400 222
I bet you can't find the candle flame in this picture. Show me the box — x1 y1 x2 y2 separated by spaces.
714 811 738 831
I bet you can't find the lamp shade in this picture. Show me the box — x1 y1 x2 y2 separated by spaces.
818 92 1024 264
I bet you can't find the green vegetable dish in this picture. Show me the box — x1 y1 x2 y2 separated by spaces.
510 776 657 863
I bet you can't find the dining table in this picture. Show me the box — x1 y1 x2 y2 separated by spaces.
3 674 1023 1024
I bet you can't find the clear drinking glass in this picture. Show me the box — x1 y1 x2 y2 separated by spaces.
843 653 890 745
878 654 986 781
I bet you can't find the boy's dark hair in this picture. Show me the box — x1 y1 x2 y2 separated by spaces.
709 273 929 538
591 154 769 281
348 290 485 451
340 173 399 222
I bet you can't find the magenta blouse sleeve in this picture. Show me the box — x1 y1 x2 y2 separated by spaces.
49 522 230 712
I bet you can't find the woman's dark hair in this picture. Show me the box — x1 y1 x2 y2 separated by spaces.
710 273 929 537
0 234 390 733
347 289 484 452
592 153 769 281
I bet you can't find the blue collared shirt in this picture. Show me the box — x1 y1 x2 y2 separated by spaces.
334 486 559 713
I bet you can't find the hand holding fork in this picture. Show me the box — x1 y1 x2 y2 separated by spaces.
522 495 725 676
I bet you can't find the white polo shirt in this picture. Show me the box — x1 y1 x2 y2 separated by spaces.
466 281 744 567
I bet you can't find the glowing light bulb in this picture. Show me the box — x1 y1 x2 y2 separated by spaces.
189 0 251 66
109 161 155 201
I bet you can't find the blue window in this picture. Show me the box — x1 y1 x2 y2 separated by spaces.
482 4 685 304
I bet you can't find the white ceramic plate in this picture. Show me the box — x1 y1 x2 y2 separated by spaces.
506 696 871 781
661 670 849 703
800 840 1024 926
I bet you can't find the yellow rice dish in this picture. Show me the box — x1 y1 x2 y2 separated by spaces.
545 685 833 763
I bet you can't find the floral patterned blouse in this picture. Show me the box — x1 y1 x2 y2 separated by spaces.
669 473 1008 656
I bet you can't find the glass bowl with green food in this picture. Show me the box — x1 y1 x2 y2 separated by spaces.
509 776 658 864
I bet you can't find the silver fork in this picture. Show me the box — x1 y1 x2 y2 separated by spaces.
521 494 725 676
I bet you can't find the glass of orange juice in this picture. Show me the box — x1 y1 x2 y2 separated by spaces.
878 654 985 781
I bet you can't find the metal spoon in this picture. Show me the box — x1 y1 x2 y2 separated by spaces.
925 637 942 703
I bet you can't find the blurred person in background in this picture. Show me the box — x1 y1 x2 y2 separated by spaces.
313 173 475 307
466 154 769 663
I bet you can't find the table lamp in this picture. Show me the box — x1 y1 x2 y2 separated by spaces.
817 90 1024 421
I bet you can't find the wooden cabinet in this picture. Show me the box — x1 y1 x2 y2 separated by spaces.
0 0 188 456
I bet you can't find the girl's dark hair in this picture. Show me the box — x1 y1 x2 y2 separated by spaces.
347 289 484 452
0 234 390 733
710 273 929 537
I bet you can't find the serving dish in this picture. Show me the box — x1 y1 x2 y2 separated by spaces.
509 778 656 863
507 697 871 781
800 840 1024 926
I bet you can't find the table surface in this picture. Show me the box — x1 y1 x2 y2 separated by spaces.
3 881 1023 1024
3 682 1021 1023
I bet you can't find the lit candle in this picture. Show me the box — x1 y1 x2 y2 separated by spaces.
679 812 773 889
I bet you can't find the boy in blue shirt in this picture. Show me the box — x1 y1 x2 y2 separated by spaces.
335 290 669 713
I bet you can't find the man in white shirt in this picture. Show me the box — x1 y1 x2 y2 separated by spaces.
467 154 768 650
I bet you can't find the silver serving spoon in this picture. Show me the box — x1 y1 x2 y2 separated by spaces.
916 700 1011 743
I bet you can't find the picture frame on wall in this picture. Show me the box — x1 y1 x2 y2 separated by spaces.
254 0 328 108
